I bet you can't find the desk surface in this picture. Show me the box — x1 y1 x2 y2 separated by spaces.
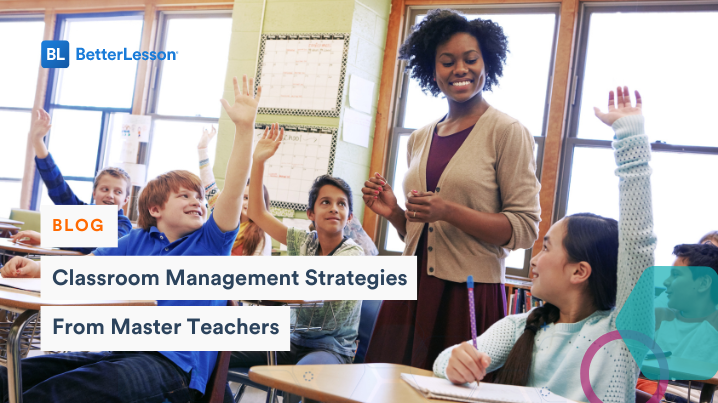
250 363 434 403
0 219 23 226
0 238 83 256
0 288 156 311
0 224 19 231
642 356 718 385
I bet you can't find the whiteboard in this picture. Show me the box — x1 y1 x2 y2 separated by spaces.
253 123 337 211
255 33 349 117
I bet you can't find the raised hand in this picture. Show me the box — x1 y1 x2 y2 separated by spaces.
253 123 284 163
0 256 41 278
445 342 492 385
198 125 217 149
29 109 52 141
362 172 399 219
594 86 642 127
220 75 262 129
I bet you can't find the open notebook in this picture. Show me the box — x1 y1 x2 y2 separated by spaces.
401 374 574 403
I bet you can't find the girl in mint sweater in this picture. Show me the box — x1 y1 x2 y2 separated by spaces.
433 87 656 403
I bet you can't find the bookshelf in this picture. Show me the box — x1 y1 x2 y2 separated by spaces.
505 275 541 316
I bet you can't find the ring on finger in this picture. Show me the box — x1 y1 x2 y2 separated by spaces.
413 211 416 218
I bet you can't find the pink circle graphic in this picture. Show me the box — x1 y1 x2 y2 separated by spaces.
580 330 669 403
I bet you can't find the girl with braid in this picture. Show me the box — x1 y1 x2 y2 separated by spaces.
433 87 656 403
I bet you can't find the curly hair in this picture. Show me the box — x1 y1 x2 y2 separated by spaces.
399 9 509 96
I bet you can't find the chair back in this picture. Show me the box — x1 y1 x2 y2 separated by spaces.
9 209 41 232
200 300 238 403
353 300 382 363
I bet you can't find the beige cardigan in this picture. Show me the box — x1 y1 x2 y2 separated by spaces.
402 106 541 284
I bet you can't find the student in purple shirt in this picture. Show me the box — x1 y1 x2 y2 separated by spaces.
0 75 260 403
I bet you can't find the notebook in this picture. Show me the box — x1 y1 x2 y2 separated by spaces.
401 374 572 403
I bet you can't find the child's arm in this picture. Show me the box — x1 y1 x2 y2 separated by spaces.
197 125 220 213
247 124 288 245
213 76 260 233
30 109 87 206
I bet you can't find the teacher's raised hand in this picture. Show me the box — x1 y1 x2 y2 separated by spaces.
594 86 642 127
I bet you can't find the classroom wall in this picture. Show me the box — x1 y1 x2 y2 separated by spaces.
213 0 391 225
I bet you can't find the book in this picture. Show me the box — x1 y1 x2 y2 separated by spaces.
400 373 574 402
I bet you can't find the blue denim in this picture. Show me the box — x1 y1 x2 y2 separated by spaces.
0 351 232 403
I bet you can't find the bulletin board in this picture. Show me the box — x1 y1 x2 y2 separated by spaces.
253 123 338 211
254 33 349 118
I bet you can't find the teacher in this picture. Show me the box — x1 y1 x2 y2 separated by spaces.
362 9 541 371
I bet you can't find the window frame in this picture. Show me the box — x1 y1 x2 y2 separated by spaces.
376 4 558 278
143 10 233 176
31 11 144 209
555 2 718 222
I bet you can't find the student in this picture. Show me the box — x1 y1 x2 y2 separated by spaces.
0 75 258 403
700 230 718 247
198 125 272 256
229 124 363 401
199 125 379 256
433 87 655 403
25 108 132 254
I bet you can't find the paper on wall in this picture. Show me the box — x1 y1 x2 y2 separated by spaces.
342 108 371 148
348 75 375 114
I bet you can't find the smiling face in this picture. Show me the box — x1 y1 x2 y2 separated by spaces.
307 184 352 236
150 186 206 238
434 32 487 104
93 175 130 209
529 219 573 302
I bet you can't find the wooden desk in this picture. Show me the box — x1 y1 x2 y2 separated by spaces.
0 225 19 239
0 238 83 265
643 356 718 403
250 363 433 403
0 282 155 403
0 219 23 226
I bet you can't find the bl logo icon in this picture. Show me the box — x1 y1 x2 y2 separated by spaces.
41 40 70 68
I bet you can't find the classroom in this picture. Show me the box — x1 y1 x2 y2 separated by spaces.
1 0 718 402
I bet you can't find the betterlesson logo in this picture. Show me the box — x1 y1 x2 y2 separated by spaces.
42 40 70 68
41 40 177 69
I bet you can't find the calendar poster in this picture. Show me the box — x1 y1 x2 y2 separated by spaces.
255 34 349 117
253 124 338 211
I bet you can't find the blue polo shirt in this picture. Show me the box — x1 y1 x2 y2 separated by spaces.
93 214 239 394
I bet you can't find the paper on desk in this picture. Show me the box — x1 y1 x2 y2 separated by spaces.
0 278 41 294
280 218 313 252
342 108 371 148
348 75 375 114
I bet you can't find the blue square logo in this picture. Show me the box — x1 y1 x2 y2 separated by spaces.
41 41 70 68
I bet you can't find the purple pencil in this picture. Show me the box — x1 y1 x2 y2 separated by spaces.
467 275 477 349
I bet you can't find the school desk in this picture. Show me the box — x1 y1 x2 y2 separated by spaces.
642 356 718 403
0 219 23 227
238 300 335 403
0 224 19 239
0 283 156 403
0 238 82 265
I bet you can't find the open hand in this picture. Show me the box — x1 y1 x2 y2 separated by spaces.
220 75 262 128
446 342 492 384
198 125 217 149
29 109 52 141
10 230 41 246
0 257 41 278
594 86 642 127
253 123 284 163
362 173 399 219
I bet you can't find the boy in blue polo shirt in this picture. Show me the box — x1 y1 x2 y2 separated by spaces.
0 75 260 403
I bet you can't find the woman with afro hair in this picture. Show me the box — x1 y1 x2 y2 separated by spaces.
362 9 541 371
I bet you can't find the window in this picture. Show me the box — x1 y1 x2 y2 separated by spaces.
379 6 558 277
146 12 231 181
0 16 45 217
558 4 718 266
34 12 144 209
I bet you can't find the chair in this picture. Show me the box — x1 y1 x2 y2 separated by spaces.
636 388 652 403
9 209 41 233
228 300 384 402
199 299 238 403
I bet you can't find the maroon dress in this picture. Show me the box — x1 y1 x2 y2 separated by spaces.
365 123 507 371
